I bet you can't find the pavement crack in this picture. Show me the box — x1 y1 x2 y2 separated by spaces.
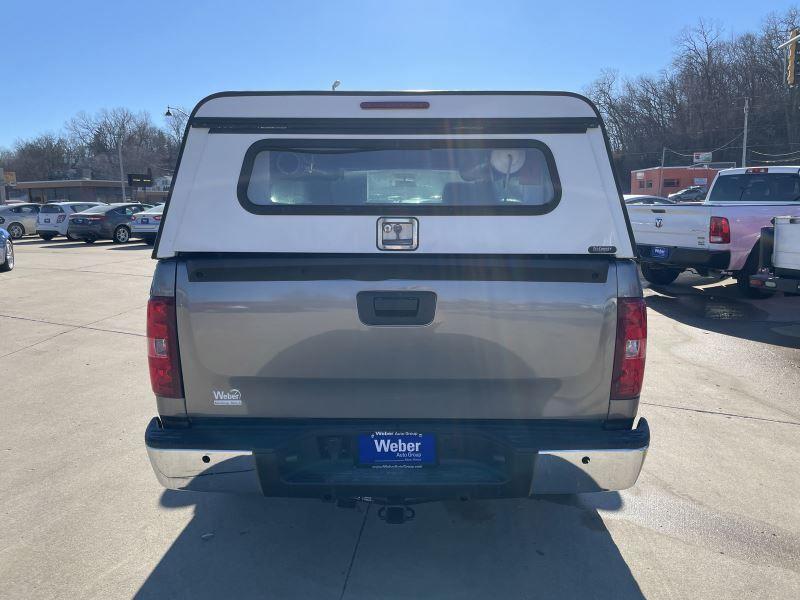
0 307 147 358
641 401 800 426
338 503 371 600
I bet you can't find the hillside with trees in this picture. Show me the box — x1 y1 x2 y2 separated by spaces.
587 8 800 191
0 108 187 183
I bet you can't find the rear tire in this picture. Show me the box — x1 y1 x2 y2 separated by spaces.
6 223 24 240
640 263 682 286
736 244 772 299
39 233 55 241
113 225 130 244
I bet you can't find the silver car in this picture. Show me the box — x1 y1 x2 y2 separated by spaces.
38 202 105 240
0 203 41 239
130 204 164 245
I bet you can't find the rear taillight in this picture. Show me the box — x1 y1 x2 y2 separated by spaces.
57 215 65 223
709 216 730 244
147 296 183 398
154 215 162 221
611 298 647 401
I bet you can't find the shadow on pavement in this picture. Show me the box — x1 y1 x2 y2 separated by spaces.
135 490 643 599
107 243 151 251
11 237 60 246
646 283 800 348
14 237 149 250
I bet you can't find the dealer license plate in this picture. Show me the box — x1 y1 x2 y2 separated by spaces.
358 432 435 466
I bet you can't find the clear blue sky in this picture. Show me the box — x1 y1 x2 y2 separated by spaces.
1 0 796 147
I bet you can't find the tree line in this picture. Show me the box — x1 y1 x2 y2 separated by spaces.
0 108 188 183
587 8 800 191
3 8 799 192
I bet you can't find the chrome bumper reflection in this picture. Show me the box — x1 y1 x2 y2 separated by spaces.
530 446 648 494
146 446 262 494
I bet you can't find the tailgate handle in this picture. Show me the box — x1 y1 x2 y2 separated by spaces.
373 296 419 317
650 208 666 213
357 291 436 326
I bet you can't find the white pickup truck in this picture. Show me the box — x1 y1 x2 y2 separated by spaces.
628 166 800 296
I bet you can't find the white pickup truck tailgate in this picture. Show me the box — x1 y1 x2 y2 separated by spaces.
627 203 710 249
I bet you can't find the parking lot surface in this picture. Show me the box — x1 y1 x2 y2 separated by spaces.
1 238 799 600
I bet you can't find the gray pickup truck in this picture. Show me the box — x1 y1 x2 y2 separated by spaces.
144 91 649 518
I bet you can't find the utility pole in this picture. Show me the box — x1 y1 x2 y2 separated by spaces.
117 138 126 202
659 147 666 196
741 97 749 168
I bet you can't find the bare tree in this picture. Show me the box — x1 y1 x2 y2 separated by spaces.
586 8 800 191
0 133 78 181
164 108 189 147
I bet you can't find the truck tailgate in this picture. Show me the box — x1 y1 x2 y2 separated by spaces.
175 256 618 421
628 204 710 249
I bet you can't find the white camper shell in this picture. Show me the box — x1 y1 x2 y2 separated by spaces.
154 92 633 258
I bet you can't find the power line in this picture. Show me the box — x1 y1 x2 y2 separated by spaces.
663 132 742 158
750 148 800 157
749 157 800 164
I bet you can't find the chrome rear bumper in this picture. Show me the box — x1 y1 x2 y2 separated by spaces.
145 417 649 497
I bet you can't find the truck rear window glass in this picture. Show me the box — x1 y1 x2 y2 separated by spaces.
708 173 800 203
239 140 560 215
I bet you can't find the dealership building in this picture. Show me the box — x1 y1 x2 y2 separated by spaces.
13 179 129 204
629 165 724 197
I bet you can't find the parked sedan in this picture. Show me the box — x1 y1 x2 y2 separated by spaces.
668 186 707 201
130 204 164 245
37 202 105 240
0 203 41 239
67 203 149 244
0 227 14 272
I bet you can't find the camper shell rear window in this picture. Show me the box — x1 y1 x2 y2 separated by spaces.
237 139 561 215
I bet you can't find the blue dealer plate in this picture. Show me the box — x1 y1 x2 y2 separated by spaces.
651 246 669 259
141 218 149 224
358 432 436 466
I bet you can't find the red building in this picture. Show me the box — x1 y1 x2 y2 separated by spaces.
630 166 722 197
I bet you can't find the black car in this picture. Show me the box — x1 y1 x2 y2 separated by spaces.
67 203 149 244
0 227 14 272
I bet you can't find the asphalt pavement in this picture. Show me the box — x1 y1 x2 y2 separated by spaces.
1 238 798 600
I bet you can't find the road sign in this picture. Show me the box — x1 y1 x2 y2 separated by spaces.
127 173 153 187
693 152 712 164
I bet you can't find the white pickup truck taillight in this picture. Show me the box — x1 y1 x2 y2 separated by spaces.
611 298 647 400
147 296 183 398
709 216 730 244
